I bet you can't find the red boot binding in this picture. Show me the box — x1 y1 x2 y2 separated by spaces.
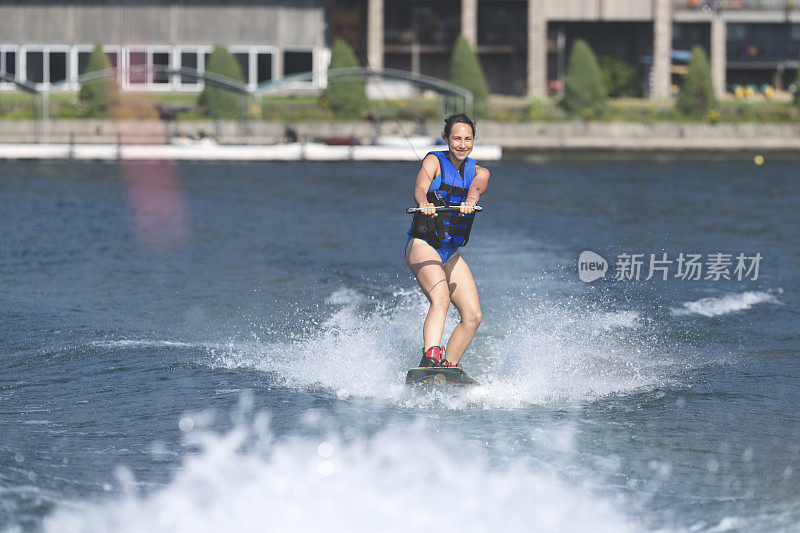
419 346 446 368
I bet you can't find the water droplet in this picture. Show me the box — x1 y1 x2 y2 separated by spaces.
318 442 334 458
178 416 194 432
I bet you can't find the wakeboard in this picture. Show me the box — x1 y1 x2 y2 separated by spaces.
405 367 479 386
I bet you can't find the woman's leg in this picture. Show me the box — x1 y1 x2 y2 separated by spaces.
442 254 482 364
405 238 450 350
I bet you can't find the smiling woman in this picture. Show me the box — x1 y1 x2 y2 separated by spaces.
404 113 490 373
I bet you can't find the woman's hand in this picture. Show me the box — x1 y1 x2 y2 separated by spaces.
420 202 437 217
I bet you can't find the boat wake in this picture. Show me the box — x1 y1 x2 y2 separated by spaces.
42 406 634 533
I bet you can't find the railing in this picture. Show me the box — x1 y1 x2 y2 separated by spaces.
727 41 800 61
674 0 800 13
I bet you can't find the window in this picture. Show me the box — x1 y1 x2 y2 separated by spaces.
77 51 90 74
128 49 146 84
125 47 172 88
229 47 276 90
257 52 273 84
180 51 198 85
283 50 313 76
26 51 44 83
728 24 748 41
77 49 119 74
74 45 119 90
175 46 212 89
153 52 170 84
49 51 67 84
233 52 250 82
1 49 17 77
22 46 71 87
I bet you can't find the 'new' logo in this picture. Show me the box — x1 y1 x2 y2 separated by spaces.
578 251 608 283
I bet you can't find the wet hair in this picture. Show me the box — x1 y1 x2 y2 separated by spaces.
442 113 476 139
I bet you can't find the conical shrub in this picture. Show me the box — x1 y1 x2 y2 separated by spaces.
449 36 489 118
320 38 367 118
794 57 800 106
79 42 118 117
561 39 606 117
677 46 717 118
199 45 246 119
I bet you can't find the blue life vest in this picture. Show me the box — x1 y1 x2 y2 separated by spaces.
407 151 477 248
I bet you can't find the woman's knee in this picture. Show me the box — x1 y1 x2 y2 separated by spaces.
462 308 482 329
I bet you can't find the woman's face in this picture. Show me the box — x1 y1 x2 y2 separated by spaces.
446 122 474 162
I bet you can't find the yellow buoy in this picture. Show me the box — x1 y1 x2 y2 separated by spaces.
754 155 764 165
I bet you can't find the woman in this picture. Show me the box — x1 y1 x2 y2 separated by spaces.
405 113 490 370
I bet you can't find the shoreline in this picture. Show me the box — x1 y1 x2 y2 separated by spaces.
1 120 800 158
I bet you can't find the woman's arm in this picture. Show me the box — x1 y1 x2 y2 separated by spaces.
461 166 490 213
413 154 441 216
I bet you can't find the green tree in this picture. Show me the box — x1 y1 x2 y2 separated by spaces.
320 38 367 118
794 58 800 106
449 36 489 118
598 55 640 98
198 45 246 119
78 42 118 117
561 39 606 117
677 46 717 118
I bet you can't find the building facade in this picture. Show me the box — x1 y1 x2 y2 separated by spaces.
1 0 799 98
0 0 326 92
353 0 800 98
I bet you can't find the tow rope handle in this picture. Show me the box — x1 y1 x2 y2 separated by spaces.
406 206 483 214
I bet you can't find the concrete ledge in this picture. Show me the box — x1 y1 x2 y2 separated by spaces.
2 120 800 152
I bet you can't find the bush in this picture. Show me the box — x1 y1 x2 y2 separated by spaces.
198 45 246 119
78 42 118 117
794 59 800 107
677 46 717 118
561 39 606 117
449 36 489 118
598 55 640 98
320 38 367 118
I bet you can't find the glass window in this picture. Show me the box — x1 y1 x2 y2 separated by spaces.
49 51 67 84
180 51 198 84
129 50 146 84
728 24 748 41
233 52 250 83
6 51 16 76
478 1 525 46
257 52 272 84
153 51 170 83
79 50 118 75
78 51 90 74
385 0 458 46
26 51 44 83
283 51 312 76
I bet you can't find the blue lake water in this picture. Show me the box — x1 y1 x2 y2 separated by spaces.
1 156 798 531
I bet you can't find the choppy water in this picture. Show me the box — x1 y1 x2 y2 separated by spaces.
1 156 798 532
